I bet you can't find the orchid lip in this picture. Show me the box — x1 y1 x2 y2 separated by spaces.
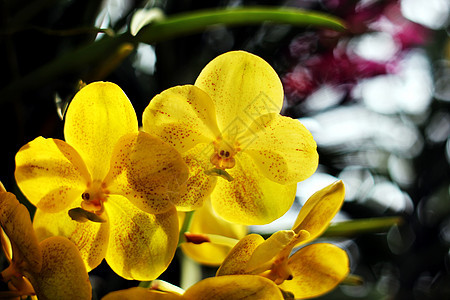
210 138 240 170
80 180 108 215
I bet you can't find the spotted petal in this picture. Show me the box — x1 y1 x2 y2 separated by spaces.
26 236 92 300
15 137 90 213
210 152 297 225
242 113 318 184
105 195 179 280
183 275 283 300
0 191 42 272
33 206 109 272
172 143 217 211
280 243 349 299
292 180 345 244
64 82 138 181
143 85 220 153
217 234 264 276
104 132 189 214
195 51 284 134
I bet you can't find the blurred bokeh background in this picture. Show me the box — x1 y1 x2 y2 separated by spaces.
1 0 449 299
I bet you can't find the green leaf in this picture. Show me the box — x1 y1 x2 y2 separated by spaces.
0 6 345 102
135 6 346 43
322 217 403 237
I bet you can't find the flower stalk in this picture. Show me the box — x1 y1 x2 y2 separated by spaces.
178 210 196 246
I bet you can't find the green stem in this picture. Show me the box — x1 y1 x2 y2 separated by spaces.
322 216 403 237
178 211 195 247
138 280 152 288
0 6 345 102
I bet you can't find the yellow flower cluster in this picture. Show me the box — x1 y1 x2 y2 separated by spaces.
1 51 349 299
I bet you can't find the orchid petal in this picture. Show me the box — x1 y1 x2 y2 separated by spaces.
14 137 90 213
143 85 220 153
64 82 138 180
195 51 284 133
216 234 264 276
104 132 189 214
280 243 349 299
173 143 217 211
26 236 92 300
181 201 247 266
0 191 42 272
1 228 12 262
33 206 109 272
210 152 297 225
243 114 318 184
292 180 345 243
105 195 179 280
183 275 283 300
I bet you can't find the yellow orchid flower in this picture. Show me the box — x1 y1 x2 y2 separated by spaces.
143 50 318 225
14 82 189 280
216 180 350 299
0 184 91 299
102 275 284 300
180 201 247 266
